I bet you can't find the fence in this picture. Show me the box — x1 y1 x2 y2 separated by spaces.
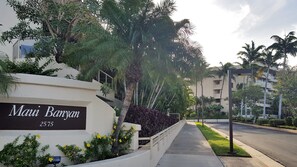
71 120 185 167
139 120 186 167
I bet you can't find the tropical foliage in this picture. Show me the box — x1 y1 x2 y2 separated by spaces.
237 40 265 81
269 31 297 69
276 66 297 116
0 134 51 167
1 57 60 76
233 85 263 121
258 48 281 116
124 105 178 138
56 125 134 165
64 0 198 153
0 59 16 96
269 31 297 118
216 62 233 109
1 0 94 63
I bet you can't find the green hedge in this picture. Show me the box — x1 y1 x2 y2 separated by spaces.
285 117 293 126
256 119 269 125
269 119 285 127
293 118 297 127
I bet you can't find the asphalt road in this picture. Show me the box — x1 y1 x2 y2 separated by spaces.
206 122 297 167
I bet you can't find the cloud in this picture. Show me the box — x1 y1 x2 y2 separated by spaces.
214 0 297 38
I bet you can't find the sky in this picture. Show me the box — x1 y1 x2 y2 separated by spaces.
1 0 297 67
167 0 297 67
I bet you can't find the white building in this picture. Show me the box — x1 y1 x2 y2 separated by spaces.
190 66 278 116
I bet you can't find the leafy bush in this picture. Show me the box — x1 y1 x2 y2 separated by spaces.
269 119 286 127
293 118 297 127
83 134 113 161
124 105 178 138
256 119 269 125
57 125 134 165
233 116 253 123
100 83 111 97
56 144 86 164
0 134 51 167
285 116 293 126
1 57 60 76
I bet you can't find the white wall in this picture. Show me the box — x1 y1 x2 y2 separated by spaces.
0 74 114 158
69 120 185 167
71 150 151 167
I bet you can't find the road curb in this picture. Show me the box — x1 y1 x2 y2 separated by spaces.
233 122 297 134
204 123 284 167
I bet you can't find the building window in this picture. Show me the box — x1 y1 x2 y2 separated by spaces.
214 89 220 94
214 80 220 85
215 99 221 103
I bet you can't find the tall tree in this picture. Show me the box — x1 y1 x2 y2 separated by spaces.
269 31 297 69
237 41 264 117
276 66 297 116
179 42 204 121
197 61 214 124
100 0 193 153
216 62 233 111
66 0 193 153
258 48 281 117
1 0 92 63
237 40 265 81
269 31 297 118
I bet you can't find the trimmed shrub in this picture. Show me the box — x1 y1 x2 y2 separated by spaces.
124 105 178 138
285 116 293 126
256 119 269 125
269 119 285 127
293 118 297 127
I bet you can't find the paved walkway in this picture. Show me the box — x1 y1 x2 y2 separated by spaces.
156 122 223 167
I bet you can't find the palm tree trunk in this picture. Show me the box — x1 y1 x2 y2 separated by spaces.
146 77 159 108
244 99 247 119
200 79 204 125
278 54 287 119
219 76 225 110
112 81 135 154
134 82 139 105
263 67 270 117
240 99 243 116
150 80 164 109
278 94 282 119
195 76 199 122
217 76 225 123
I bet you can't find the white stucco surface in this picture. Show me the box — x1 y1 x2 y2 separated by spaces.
0 74 115 156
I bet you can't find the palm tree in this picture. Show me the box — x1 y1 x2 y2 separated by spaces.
66 0 193 153
196 61 214 124
269 31 297 69
237 41 264 118
216 62 233 111
258 49 281 117
180 43 204 121
269 31 297 118
237 41 265 81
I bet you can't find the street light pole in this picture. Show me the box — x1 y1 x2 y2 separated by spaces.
228 69 234 154
228 68 252 155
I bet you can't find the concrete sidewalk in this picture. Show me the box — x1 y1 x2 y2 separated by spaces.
156 122 223 167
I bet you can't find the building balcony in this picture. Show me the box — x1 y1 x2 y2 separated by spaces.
256 102 271 108
213 93 221 99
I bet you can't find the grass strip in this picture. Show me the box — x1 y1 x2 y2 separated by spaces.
278 125 297 130
196 122 250 157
